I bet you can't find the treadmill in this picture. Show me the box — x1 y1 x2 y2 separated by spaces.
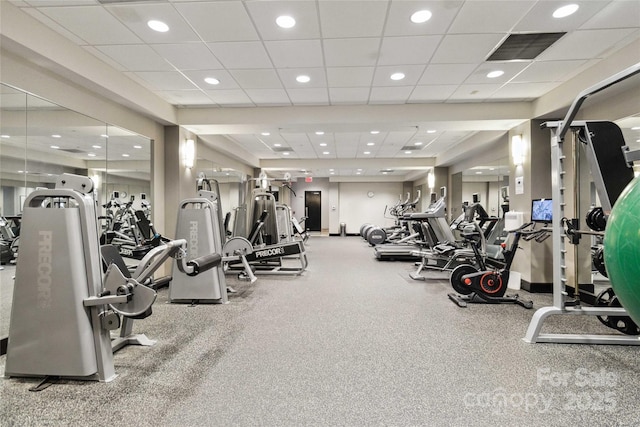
374 187 447 261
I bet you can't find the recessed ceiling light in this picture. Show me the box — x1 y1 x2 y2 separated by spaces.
410 10 432 24
414 142 423 146
356 172 361 175
133 145 142 149
51 134 61 138
274 143 281 147
367 142 375 146
283 152 290 156
101 134 109 138
364 151 371 155
357 168 363 171
390 72 405 81
147 20 169 32
330 172 335 175
329 169 335 172
92 145 101 149
404 150 412 154
122 153 130 157
315 131 324 135
296 75 311 83
50 145 60 149
489 167 496 171
632 126 640 130
0 134 9 138
370 130 380 135
427 129 436 134
261 132 271 136
382 171 388 175
476 171 483 174
88 153 97 157
487 70 504 78
204 77 220 85
320 143 327 147
553 4 579 18
323 151 330 155
276 15 296 29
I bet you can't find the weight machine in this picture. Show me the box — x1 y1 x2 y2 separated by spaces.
523 62 640 345
4 174 221 383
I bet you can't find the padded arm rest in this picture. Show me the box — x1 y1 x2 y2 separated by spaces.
186 253 222 276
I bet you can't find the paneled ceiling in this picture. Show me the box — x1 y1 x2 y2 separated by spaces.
4 0 640 180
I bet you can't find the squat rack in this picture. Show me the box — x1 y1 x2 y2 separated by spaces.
523 62 640 345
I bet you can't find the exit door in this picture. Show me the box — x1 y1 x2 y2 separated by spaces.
304 191 321 232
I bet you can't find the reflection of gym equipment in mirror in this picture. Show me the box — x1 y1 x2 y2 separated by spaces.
4 175 222 384
524 62 640 345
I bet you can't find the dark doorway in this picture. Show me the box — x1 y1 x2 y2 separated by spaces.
304 191 321 232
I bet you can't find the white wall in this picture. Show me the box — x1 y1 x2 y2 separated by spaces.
337 182 404 234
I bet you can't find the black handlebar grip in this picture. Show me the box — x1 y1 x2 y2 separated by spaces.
186 253 222 276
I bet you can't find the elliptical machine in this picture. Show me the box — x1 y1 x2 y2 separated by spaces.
448 222 549 308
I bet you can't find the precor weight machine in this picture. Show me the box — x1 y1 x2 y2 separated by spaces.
4 174 222 383
170 179 256 304
523 62 640 345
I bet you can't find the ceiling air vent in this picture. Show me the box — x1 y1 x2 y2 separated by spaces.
487 32 566 61
272 146 293 153
400 145 422 151
59 148 86 154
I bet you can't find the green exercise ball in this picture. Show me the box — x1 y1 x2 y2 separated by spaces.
604 176 640 326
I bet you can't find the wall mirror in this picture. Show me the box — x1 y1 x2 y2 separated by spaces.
0 83 151 349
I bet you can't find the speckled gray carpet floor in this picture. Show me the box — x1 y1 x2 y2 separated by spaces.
1 236 639 426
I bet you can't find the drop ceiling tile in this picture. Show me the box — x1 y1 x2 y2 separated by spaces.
246 0 321 41
151 43 222 70
326 67 375 87
26 0 96 5
464 61 530 84
418 64 476 85
105 3 200 44
323 38 381 67
512 60 588 83
384 0 461 36
369 86 414 104
207 41 273 69
432 34 505 63
277 68 327 89
448 84 501 101
183 70 240 90
490 82 560 100
245 89 291 106
372 65 425 86
581 1 640 29
378 35 441 66
229 69 283 89
82 45 127 71
131 71 198 91
155 90 215 106
513 1 609 33
35 5 141 44
319 0 387 38
286 88 330 105
173 1 259 42
328 88 370 105
205 90 253 107
538 28 637 61
95 44 174 72
449 1 534 33
408 85 457 102
265 40 324 68
22 7 94 45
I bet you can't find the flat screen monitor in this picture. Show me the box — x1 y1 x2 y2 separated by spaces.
440 187 446 198
430 192 437 204
531 198 553 223
472 193 480 203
